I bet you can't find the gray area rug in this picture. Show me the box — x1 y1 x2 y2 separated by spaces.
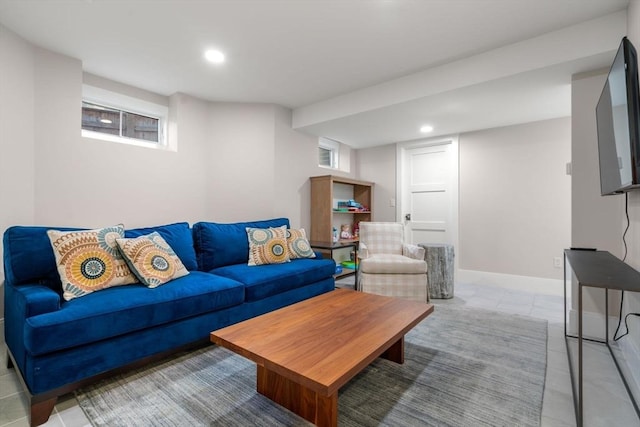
76 304 547 426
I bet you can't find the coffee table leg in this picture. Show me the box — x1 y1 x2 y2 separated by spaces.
381 336 405 363
257 365 337 427
316 392 338 427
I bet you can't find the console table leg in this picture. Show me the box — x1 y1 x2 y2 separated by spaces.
578 284 583 427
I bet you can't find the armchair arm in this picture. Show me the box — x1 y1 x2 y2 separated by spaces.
358 242 369 259
402 244 425 260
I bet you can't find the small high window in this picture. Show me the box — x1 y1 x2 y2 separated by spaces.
81 85 168 149
319 137 340 169
82 102 160 143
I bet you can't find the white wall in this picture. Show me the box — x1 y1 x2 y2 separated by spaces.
357 144 396 222
274 105 339 230
29 48 209 229
356 118 572 281
459 118 572 280
205 102 277 223
202 101 358 228
0 25 36 318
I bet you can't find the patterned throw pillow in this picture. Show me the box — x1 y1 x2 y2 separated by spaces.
286 228 316 259
246 226 290 266
116 232 189 288
47 224 137 301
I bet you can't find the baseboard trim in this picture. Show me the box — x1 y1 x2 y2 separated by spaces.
457 269 564 296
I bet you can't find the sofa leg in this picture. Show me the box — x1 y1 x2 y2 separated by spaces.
6 351 13 369
30 397 57 427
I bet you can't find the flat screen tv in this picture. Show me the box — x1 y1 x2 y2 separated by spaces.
596 37 640 196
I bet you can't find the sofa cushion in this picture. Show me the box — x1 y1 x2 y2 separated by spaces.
125 222 198 271
48 225 138 301
23 271 244 356
3 226 83 289
211 257 335 302
247 226 290 266
116 232 189 288
21 277 336 395
2 222 197 288
193 218 290 270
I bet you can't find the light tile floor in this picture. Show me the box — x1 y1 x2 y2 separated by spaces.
1 280 638 426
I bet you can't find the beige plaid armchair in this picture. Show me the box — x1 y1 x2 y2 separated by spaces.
357 222 429 303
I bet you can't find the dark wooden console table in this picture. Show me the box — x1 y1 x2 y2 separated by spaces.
563 249 640 426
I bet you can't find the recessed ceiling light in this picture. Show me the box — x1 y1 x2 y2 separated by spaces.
204 49 225 64
99 119 112 124
420 125 434 133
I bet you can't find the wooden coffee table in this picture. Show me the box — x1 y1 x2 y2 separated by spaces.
210 288 434 426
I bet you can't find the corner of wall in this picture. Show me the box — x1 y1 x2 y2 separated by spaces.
0 23 37 320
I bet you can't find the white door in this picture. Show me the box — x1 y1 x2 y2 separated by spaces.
398 138 458 250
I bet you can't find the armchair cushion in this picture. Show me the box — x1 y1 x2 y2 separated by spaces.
358 222 404 255
359 254 427 274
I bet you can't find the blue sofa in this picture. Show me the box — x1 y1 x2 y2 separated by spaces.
3 218 335 426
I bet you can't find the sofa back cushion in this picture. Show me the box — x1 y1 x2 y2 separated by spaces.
3 222 198 289
125 222 198 271
3 226 82 289
193 218 290 271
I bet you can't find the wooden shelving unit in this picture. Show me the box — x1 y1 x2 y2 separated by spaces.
310 175 374 277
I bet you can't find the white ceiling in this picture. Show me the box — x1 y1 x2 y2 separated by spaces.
0 0 630 148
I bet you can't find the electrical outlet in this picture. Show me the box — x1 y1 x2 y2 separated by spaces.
553 257 562 268
390 198 396 207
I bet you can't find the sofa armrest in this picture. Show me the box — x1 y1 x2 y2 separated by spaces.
10 283 61 318
358 242 369 259
402 244 425 260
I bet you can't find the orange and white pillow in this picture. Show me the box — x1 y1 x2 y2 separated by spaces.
116 232 189 288
47 224 137 301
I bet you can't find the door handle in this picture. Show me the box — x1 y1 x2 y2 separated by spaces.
405 213 411 221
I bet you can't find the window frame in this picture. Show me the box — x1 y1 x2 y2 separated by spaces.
81 85 169 150
319 137 340 169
